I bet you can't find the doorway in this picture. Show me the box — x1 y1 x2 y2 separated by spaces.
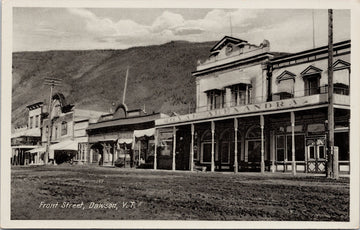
306 137 326 173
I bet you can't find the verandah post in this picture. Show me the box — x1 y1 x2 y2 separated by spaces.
154 129 157 170
211 121 215 172
260 115 265 173
172 126 176 171
190 123 194 171
291 111 296 175
234 118 238 173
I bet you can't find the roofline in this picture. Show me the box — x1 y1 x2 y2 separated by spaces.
192 52 275 77
87 113 165 130
210 36 247 52
270 40 350 64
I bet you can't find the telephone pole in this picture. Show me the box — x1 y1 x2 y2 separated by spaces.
44 78 61 164
326 9 338 179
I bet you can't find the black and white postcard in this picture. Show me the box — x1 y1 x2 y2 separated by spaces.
1 0 359 228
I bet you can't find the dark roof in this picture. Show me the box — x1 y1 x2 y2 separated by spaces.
26 102 43 110
87 113 163 131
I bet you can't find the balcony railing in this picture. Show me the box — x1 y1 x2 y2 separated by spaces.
173 85 349 115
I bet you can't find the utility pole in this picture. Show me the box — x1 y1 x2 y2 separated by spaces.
44 78 61 164
312 9 316 48
326 9 338 179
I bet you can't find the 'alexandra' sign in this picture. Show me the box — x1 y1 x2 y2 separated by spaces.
156 95 327 126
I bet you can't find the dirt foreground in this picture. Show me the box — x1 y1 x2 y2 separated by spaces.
11 165 349 221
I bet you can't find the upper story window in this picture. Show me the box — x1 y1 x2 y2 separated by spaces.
333 59 350 95
35 115 40 128
54 125 58 139
301 65 322 96
29 116 34 129
273 70 295 100
231 84 251 106
61 121 68 136
207 89 224 110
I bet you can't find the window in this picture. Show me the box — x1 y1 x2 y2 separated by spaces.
286 135 305 161
304 75 320 95
201 142 216 163
29 116 34 129
54 126 58 139
45 125 49 134
61 121 67 136
207 89 224 110
334 83 349 95
35 115 39 128
276 135 285 161
231 84 249 106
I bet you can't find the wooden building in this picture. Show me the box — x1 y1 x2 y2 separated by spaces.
86 103 168 167
11 102 44 165
154 36 350 174
41 93 106 164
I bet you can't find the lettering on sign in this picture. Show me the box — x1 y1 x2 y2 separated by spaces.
157 95 323 126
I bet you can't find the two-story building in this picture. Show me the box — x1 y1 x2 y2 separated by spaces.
11 102 44 165
154 36 350 174
41 93 106 164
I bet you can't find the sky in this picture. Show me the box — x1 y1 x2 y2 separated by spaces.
13 8 350 53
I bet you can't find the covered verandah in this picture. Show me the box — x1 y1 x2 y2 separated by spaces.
154 105 350 174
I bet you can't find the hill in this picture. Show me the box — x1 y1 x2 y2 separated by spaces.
12 40 216 128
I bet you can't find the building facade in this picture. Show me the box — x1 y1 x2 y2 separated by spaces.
154 36 350 174
86 103 168 167
41 93 105 164
11 102 44 165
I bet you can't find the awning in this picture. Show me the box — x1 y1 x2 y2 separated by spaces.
49 140 78 159
50 140 78 151
133 128 155 138
117 138 133 144
27 147 46 153
11 145 37 149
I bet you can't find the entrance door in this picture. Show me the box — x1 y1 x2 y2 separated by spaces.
306 138 326 173
246 140 261 171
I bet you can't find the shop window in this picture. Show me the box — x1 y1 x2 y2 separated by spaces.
286 135 305 161
201 130 215 164
160 140 173 156
335 132 349 161
61 121 67 136
207 89 224 110
276 135 285 161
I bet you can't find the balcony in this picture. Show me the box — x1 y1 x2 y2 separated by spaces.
156 85 350 127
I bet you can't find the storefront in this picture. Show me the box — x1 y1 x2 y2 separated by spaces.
153 36 350 174
86 103 168 167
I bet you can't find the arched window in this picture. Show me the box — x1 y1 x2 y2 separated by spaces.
201 130 215 164
246 125 261 139
61 121 67 136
